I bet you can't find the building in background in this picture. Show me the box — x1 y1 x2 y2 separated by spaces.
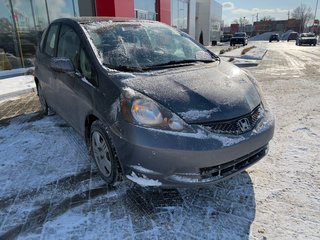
230 23 240 34
253 19 302 35
171 0 222 46
0 0 221 73
0 0 80 72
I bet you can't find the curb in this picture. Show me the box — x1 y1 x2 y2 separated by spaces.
0 87 36 101
0 68 34 80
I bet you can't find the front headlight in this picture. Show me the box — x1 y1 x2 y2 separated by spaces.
131 99 163 125
121 88 191 132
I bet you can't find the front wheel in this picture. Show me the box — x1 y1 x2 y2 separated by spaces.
90 120 120 185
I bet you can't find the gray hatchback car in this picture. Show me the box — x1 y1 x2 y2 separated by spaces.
35 17 274 187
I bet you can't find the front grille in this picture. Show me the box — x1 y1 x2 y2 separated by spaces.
200 145 267 179
201 105 263 135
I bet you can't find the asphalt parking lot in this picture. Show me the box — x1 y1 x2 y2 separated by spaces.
0 41 319 239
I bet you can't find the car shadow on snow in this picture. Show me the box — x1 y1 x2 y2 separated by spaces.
0 112 256 239
0 171 256 239
122 172 256 238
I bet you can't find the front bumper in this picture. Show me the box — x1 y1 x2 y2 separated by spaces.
110 108 275 187
231 38 247 44
299 39 317 45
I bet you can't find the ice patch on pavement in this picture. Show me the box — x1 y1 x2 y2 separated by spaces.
126 172 162 187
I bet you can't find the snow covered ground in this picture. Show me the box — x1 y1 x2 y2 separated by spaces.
209 44 267 67
0 41 319 239
249 30 296 41
0 75 36 101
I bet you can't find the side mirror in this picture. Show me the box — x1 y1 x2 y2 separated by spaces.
50 58 75 73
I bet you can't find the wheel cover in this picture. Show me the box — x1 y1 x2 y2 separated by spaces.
91 131 112 177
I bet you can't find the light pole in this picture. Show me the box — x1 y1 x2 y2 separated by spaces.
313 0 319 32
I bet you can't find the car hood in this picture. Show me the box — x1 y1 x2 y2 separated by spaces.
301 37 316 40
111 61 261 123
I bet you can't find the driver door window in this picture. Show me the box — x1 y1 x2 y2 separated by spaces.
57 25 80 69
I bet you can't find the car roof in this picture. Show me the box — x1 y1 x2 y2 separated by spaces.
51 17 156 25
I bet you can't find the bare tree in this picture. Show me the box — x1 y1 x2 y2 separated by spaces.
292 4 314 32
261 16 275 21
232 19 239 24
232 18 249 25
232 18 250 31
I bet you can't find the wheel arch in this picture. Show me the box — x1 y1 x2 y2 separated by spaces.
84 114 99 147
85 115 123 180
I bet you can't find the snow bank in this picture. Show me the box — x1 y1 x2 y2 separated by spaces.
0 75 36 101
250 30 297 41
250 32 274 41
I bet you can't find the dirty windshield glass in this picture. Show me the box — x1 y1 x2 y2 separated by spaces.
82 22 213 71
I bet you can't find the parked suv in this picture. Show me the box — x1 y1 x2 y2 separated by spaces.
230 32 248 46
35 18 274 187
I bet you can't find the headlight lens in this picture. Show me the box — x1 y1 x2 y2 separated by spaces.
131 99 163 125
121 88 192 132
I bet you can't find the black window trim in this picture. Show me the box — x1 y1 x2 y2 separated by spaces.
79 44 98 88
56 23 98 88
43 23 61 57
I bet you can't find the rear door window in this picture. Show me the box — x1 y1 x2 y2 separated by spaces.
44 24 59 57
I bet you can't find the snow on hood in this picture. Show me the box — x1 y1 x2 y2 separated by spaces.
111 61 261 123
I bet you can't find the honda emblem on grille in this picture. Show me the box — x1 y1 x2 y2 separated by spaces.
237 118 251 132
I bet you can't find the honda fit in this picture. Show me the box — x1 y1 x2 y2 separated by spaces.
35 17 274 187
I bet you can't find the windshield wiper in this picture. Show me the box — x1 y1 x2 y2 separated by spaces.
143 59 214 70
103 64 142 72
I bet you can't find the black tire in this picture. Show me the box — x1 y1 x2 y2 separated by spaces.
90 120 119 185
37 83 48 115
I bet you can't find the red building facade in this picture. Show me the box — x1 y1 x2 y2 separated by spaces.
95 0 171 25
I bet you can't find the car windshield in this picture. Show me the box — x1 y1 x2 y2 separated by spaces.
82 21 214 71
234 33 246 37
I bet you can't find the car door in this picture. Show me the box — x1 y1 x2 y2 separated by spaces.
55 24 97 133
36 24 60 110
